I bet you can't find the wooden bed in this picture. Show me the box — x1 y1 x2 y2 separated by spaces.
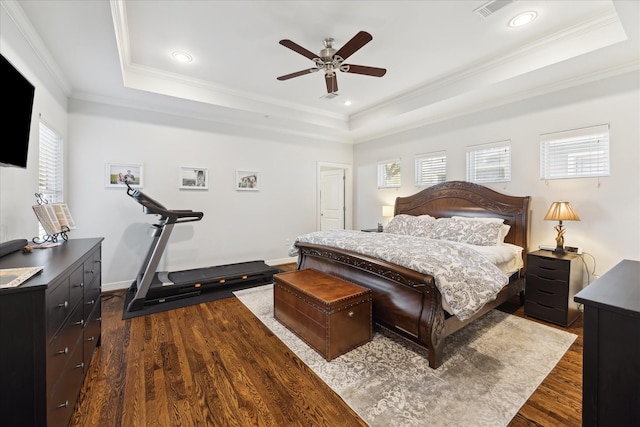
294 181 531 368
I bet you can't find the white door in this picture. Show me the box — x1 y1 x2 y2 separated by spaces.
320 169 345 231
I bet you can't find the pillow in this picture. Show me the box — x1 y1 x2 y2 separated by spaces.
431 217 504 246
384 214 436 237
452 216 511 244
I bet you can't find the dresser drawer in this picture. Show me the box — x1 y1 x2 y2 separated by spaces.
46 277 71 338
47 338 84 427
83 248 101 290
84 297 102 368
69 263 84 310
47 302 84 388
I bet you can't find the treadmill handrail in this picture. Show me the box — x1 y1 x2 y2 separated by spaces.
126 183 204 223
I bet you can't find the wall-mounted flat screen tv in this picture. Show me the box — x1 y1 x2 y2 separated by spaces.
1 53 35 169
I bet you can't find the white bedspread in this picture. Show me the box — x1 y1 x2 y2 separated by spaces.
289 230 515 321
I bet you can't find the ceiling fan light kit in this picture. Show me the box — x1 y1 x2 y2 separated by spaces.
277 30 386 94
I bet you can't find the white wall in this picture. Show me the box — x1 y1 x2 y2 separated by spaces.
0 5 69 244
66 100 352 289
354 71 640 279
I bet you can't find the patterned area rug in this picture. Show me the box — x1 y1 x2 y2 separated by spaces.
234 284 577 427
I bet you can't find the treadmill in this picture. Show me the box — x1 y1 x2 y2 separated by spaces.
124 183 280 312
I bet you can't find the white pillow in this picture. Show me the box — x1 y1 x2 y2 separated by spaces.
431 217 504 246
384 214 436 237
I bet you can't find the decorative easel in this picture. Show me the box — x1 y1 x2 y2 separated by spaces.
32 193 70 244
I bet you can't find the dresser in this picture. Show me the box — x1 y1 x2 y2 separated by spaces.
525 250 583 326
574 259 640 427
0 238 103 427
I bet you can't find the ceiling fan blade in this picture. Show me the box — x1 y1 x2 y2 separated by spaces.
326 74 338 94
334 31 373 61
277 68 318 81
279 39 319 61
342 64 387 77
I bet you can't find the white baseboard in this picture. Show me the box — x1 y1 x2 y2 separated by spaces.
102 280 131 293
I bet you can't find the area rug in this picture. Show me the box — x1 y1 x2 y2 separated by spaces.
234 284 577 427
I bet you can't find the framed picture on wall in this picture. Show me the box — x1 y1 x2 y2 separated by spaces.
106 163 143 188
236 170 259 191
179 167 208 190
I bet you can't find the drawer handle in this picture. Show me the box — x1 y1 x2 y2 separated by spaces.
97 317 102 322
75 362 85 369
56 347 69 355
86 299 95 305
56 400 69 409
74 319 85 326
348 311 355 318
58 300 69 309
86 336 95 342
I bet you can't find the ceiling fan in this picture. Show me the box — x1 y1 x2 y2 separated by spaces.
277 30 387 94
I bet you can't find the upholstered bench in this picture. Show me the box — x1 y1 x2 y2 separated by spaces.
273 269 372 361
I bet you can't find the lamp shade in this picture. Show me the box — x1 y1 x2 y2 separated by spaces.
382 205 394 218
544 201 580 222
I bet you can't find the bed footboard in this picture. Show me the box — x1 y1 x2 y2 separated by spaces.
296 242 447 368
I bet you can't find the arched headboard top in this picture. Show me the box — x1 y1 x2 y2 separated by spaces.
394 181 531 251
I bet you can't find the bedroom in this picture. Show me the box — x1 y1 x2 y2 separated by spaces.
0 0 638 425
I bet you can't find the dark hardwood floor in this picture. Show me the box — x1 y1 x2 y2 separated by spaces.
71 264 583 426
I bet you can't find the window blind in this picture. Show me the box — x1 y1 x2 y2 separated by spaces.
415 151 446 186
377 159 401 188
540 124 610 180
38 122 63 204
466 140 511 183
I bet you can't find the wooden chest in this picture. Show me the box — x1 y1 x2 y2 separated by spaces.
273 269 372 361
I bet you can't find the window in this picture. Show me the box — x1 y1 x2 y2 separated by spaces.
415 151 446 187
466 140 511 183
38 122 63 235
540 124 610 180
377 159 401 188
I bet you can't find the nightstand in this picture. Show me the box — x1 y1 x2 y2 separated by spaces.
525 250 583 327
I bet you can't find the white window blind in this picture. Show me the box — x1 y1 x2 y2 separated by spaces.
540 124 610 180
415 151 446 187
377 159 401 188
38 122 63 204
466 140 511 183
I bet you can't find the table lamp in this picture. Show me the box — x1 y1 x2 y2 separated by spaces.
544 201 580 255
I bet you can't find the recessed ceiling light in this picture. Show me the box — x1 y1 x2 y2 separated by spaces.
344 100 352 106
172 51 193 63
509 11 537 27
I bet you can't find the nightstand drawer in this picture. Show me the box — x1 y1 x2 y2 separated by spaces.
526 282 567 308
527 275 569 298
528 254 571 273
528 264 569 281
525 300 567 326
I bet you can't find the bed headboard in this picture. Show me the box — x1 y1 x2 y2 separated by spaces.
394 181 531 252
